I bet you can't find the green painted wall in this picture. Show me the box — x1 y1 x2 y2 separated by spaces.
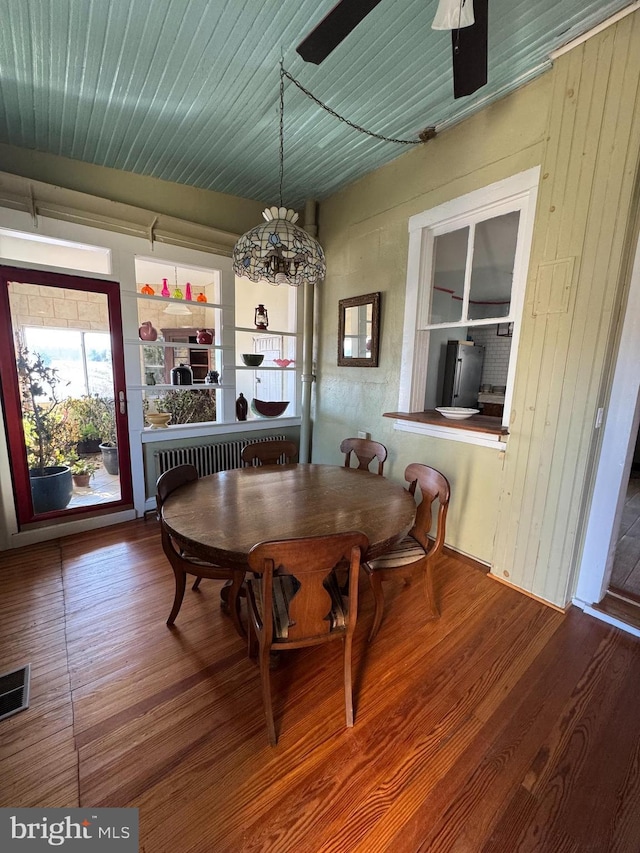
313 10 640 605
313 72 551 565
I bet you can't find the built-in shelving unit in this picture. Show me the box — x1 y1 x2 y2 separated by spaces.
128 260 303 434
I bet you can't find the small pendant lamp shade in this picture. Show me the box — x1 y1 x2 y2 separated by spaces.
232 206 326 287
432 0 474 30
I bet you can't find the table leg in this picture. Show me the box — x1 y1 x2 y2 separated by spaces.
220 573 246 638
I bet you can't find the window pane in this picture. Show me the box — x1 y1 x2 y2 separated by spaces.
429 227 468 324
0 228 111 273
468 212 519 320
85 332 113 396
23 327 86 397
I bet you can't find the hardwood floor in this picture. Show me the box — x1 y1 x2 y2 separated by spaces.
2 519 640 852
610 470 640 601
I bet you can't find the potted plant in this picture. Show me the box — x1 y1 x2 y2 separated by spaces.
76 424 102 455
71 457 98 487
66 395 112 454
150 389 216 425
97 396 119 475
17 345 74 513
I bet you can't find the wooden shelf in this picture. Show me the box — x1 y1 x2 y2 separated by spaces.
384 409 508 436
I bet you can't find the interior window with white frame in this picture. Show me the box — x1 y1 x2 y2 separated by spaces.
398 168 539 435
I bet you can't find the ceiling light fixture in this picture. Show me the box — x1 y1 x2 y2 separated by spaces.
163 268 193 313
163 302 192 315
232 62 326 288
431 0 475 31
232 61 432 287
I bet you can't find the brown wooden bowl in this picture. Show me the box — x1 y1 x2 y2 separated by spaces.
250 399 289 418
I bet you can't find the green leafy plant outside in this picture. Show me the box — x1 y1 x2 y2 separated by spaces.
147 390 216 425
70 457 99 477
66 394 117 446
18 346 75 473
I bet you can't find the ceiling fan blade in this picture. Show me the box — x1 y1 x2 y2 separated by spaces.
452 0 488 98
296 0 385 65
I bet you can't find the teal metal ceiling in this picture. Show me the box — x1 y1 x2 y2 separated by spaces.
0 0 634 209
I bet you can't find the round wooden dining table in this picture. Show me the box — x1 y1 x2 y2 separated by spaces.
161 463 417 568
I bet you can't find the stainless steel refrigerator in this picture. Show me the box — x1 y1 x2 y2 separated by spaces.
441 341 484 407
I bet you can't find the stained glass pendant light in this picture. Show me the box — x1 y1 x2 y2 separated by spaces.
232 65 326 287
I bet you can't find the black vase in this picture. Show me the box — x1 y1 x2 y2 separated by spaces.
236 393 248 421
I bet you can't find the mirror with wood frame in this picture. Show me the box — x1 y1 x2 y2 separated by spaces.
338 292 380 367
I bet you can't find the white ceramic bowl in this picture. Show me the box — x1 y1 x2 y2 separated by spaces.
435 407 479 420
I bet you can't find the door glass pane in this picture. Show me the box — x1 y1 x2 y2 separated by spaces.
9 282 121 514
428 227 468 324
468 211 520 320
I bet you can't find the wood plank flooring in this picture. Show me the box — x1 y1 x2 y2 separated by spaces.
610 471 640 601
2 519 640 851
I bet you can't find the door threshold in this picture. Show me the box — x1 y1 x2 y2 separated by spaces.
608 585 640 607
592 592 640 633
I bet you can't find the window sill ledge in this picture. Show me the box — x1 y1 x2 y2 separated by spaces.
384 410 508 449
139 416 301 444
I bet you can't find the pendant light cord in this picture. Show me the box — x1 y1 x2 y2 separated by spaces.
279 60 286 207
280 64 432 146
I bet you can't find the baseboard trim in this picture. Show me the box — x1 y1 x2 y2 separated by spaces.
488 573 568 613
440 544 490 573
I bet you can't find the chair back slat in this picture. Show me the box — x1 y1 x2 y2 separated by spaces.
248 532 368 641
364 463 450 641
156 464 198 511
340 437 387 476
242 440 298 466
404 463 451 553
247 530 369 744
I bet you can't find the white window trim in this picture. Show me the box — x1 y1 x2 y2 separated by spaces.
396 167 540 446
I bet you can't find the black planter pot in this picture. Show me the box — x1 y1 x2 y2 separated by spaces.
29 465 73 514
99 443 119 475
77 439 102 455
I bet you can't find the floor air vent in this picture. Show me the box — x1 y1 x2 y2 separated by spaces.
0 664 30 722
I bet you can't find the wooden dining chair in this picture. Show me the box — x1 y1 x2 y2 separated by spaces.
340 437 387 476
156 464 246 637
363 463 450 641
246 530 369 746
241 439 298 467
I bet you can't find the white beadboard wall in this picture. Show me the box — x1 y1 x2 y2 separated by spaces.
492 11 640 605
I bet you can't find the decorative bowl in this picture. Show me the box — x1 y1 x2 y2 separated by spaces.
251 399 289 418
241 353 264 367
146 412 172 429
435 407 479 420
273 358 294 367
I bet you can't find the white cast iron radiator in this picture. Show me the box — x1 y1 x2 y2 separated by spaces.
154 435 288 479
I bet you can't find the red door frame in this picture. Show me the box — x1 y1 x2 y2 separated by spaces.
0 265 133 524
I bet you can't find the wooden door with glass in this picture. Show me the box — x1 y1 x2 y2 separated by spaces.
0 266 133 525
